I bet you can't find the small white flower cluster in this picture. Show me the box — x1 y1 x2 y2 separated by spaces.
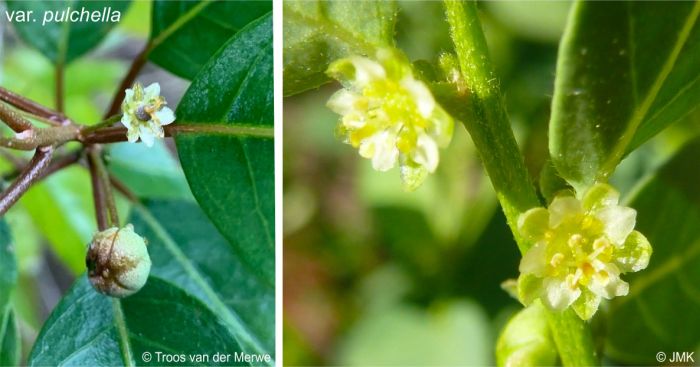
517 184 652 320
326 49 454 191
121 82 175 147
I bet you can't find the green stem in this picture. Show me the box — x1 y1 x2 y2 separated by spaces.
442 1 598 366
442 0 539 252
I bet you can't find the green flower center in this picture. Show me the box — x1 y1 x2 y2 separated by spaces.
543 213 613 288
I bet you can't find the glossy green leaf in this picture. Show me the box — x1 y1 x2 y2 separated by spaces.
28 276 257 366
149 0 271 79
175 15 274 284
6 1 131 64
0 221 15 312
129 200 274 360
606 139 700 364
550 1 700 191
0 308 20 367
283 0 398 96
107 142 193 200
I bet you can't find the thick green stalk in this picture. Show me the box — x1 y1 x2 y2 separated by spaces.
442 1 598 366
442 0 539 252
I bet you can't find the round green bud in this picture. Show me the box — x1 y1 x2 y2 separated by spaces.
86 224 151 298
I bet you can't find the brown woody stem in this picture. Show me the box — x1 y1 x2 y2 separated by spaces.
0 146 55 216
0 87 67 126
0 103 33 132
87 147 119 229
87 147 109 230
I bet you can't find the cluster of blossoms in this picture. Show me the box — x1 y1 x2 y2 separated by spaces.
326 49 454 191
121 82 175 147
517 183 652 320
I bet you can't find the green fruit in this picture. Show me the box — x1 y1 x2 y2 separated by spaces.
86 224 151 298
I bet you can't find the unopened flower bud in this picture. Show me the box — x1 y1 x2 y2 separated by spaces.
86 224 151 298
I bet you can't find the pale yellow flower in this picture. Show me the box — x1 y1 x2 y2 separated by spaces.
517 183 652 320
121 82 175 147
327 49 454 191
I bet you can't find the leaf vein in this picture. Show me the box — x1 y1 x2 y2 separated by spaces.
133 205 271 363
600 2 700 177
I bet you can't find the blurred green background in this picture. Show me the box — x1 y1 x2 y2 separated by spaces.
283 1 699 365
0 1 192 362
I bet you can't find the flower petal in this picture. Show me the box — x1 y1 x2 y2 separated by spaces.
349 57 385 87
126 126 140 143
360 131 398 171
123 88 135 103
327 89 360 116
518 207 550 242
428 108 454 147
615 230 652 272
143 82 160 99
138 126 155 147
542 277 581 310
582 183 620 211
121 114 134 129
595 206 636 244
411 133 439 172
517 273 544 306
519 242 548 276
571 289 602 320
401 78 435 118
587 261 628 299
399 159 428 192
548 196 583 228
154 107 175 126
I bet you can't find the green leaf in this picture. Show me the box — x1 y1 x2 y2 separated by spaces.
28 276 258 366
6 1 131 64
0 220 15 312
0 308 20 367
606 139 700 364
149 0 271 79
129 200 274 360
107 142 193 201
549 1 700 191
175 14 274 285
283 0 397 96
